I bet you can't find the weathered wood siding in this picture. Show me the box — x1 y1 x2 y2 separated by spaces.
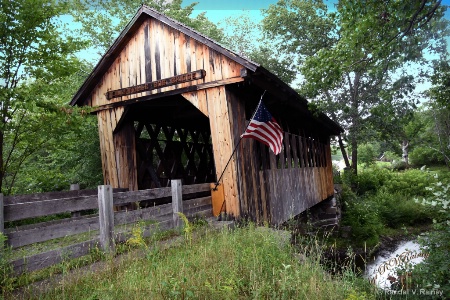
97 107 138 190
226 87 334 224
84 18 244 108
89 15 244 193
180 87 240 216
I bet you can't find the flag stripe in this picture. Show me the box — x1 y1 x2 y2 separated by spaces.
241 100 283 155
245 124 282 154
244 131 280 154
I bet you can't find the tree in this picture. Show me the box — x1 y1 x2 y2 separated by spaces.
430 58 450 110
9 68 103 195
262 0 448 174
0 0 87 194
220 12 298 85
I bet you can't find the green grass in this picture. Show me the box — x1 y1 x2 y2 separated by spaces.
9 219 161 261
11 225 376 300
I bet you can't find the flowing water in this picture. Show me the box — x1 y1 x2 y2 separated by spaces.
364 240 426 289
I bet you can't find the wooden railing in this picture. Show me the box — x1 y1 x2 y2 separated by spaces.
0 180 212 275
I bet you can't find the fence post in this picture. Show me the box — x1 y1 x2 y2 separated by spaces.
70 184 81 218
171 180 183 228
0 193 4 235
98 185 115 253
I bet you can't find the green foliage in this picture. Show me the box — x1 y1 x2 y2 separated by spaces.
380 169 436 198
0 0 89 194
357 143 377 168
368 191 432 228
410 146 444 166
341 168 442 246
341 198 383 247
29 225 375 299
261 0 448 173
383 151 401 162
355 168 393 195
11 114 103 194
0 233 13 295
405 104 450 168
429 59 450 111
391 160 408 171
413 177 450 295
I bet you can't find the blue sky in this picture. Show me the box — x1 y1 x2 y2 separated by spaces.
187 0 450 24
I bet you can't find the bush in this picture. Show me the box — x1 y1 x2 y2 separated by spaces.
355 167 393 195
383 151 401 162
409 146 445 166
358 143 378 167
341 199 383 247
367 191 433 228
392 160 407 171
413 177 450 295
380 169 435 198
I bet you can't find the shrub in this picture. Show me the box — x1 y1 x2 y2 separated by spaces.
413 177 450 295
355 167 393 195
367 191 433 228
339 184 358 213
392 160 407 171
383 151 402 162
409 146 445 166
341 199 383 247
358 143 377 167
380 169 435 198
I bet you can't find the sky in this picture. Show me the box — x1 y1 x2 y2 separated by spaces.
182 0 450 94
186 0 450 24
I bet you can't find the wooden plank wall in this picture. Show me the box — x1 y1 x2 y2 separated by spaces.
85 18 244 108
97 107 138 190
225 87 335 225
265 136 334 224
226 88 269 223
114 122 138 191
88 15 245 192
204 87 239 216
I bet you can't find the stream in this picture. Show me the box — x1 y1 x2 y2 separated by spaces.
364 240 427 289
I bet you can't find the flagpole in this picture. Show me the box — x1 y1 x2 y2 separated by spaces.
213 90 267 191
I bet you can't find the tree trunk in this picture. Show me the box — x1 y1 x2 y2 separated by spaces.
338 134 351 168
0 129 3 194
351 136 358 175
402 140 409 165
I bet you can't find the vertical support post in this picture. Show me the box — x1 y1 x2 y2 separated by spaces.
98 185 115 253
171 180 183 228
0 193 4 235
70 184 81 218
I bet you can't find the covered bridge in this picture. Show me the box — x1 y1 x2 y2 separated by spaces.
70 5 343 225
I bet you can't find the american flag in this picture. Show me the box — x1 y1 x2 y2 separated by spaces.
241 100 284 155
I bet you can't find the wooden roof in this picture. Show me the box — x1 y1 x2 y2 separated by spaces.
70 5 343 135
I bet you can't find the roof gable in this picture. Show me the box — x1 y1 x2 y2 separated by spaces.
70 5 259 106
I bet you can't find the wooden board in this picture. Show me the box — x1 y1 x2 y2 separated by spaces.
86 17 244 108
210 183 224 217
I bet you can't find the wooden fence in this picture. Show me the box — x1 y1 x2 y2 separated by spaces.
0 180 213 275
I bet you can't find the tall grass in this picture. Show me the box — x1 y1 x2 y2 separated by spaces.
16 225 374 299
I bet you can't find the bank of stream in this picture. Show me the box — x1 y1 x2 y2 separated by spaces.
291 224 431 291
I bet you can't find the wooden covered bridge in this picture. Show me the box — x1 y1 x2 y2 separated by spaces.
70 5 343 225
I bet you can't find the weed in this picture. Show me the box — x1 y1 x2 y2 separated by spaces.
126 222 147 249
0 233 14 295
177 212 192 243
